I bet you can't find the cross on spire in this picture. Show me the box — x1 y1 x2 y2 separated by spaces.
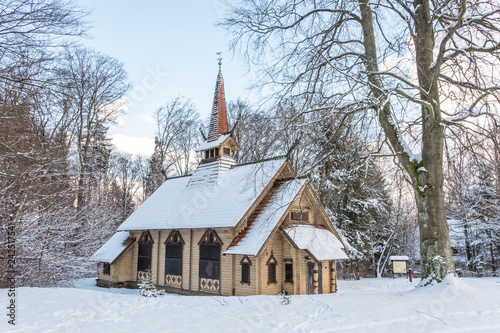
217 52 222 72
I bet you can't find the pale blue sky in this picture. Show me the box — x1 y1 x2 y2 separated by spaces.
79 0 252 155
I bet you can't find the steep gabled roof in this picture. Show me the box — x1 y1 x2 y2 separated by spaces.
91 231 134 263
117 158 287 230
224 178 307 256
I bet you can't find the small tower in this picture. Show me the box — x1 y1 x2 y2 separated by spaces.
196 56 240 164
189 56 240 187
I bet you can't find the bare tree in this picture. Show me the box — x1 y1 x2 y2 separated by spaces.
58 46 130 210
227 99 278 163
0 0 88 89
222 0 500 284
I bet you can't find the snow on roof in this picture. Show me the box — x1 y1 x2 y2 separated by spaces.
284 224 349 260
196 134 230 151
224 178 307 256
186 155 236 188
91 231 131 263
117 158 287 231
390 256 409 261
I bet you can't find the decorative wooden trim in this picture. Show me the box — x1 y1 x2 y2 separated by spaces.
165 229 184 244
138 230 154 244
165 274 182 288
198 228 223 245
266 250 278 266
240 255 252 265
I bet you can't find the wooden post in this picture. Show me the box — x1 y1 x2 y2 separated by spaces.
189 229 193 291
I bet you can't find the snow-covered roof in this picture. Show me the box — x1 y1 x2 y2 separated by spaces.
224 178 307 256
91 231 132 263
117 158 287 231
284 224 348 260
196 134 231 151
389 256 409 261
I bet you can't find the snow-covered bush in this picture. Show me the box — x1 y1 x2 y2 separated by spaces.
278 291 291 305
138 270 164 297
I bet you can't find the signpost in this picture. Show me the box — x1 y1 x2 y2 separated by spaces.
390 256 410 279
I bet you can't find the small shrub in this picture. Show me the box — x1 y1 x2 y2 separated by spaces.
138 270 164 297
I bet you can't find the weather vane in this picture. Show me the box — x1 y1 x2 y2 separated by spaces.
217 52 222 71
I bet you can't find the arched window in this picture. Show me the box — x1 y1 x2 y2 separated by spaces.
137 231 153 273
199 229 221 280
240 256 252 284
267 250 278 284
165 230 183 276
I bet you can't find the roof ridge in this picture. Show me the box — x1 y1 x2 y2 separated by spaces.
165 174 192 180
276 175 309 182
231 155 287 169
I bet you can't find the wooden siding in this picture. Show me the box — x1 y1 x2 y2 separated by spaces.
101 165 341 295
232 255 257 296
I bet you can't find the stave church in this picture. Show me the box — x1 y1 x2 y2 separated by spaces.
92 63 348 296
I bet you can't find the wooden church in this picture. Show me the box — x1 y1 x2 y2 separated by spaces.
92 65 348 296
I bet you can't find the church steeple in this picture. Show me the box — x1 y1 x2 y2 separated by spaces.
195 56 240 170
207 55 229 142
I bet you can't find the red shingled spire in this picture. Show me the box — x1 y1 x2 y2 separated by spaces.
207 65 229 142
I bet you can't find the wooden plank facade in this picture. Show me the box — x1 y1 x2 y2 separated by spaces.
93 66 348 296
96 182 345 296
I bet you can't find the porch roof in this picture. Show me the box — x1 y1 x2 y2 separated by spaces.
284 224 348 261
91 231 133 263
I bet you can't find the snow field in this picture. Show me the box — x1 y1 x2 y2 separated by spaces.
1 277 499 333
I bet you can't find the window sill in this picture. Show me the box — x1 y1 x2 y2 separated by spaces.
240 281 251 285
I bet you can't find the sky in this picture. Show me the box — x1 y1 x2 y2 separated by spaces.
79 0 254 156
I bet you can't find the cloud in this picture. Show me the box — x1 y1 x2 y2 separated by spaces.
139 113 156 125
111 134 155 156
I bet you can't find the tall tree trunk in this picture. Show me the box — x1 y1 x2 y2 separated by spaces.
358 0 455 283
412 0 455 282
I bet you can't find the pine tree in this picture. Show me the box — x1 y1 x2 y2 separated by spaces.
309 118 392 277
138 270 164 297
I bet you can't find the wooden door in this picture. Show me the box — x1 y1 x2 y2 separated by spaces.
307 262 314 295
318 263 323 294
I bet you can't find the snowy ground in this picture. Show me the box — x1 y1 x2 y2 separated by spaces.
2 277 500 333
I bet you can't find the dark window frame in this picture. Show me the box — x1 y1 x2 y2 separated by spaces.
291 211 309 222
199 229 222 280
137 231 153 273
165 230 184 277
284 262 293 284
223 147 230 156
240 256 252 285
266 251 278 285
103 262 110 275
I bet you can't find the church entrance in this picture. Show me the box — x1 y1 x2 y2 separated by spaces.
307 262 314 294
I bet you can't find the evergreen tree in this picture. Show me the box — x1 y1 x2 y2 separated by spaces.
309 117 392 277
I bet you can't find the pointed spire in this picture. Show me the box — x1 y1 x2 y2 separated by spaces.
207 55 228 142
